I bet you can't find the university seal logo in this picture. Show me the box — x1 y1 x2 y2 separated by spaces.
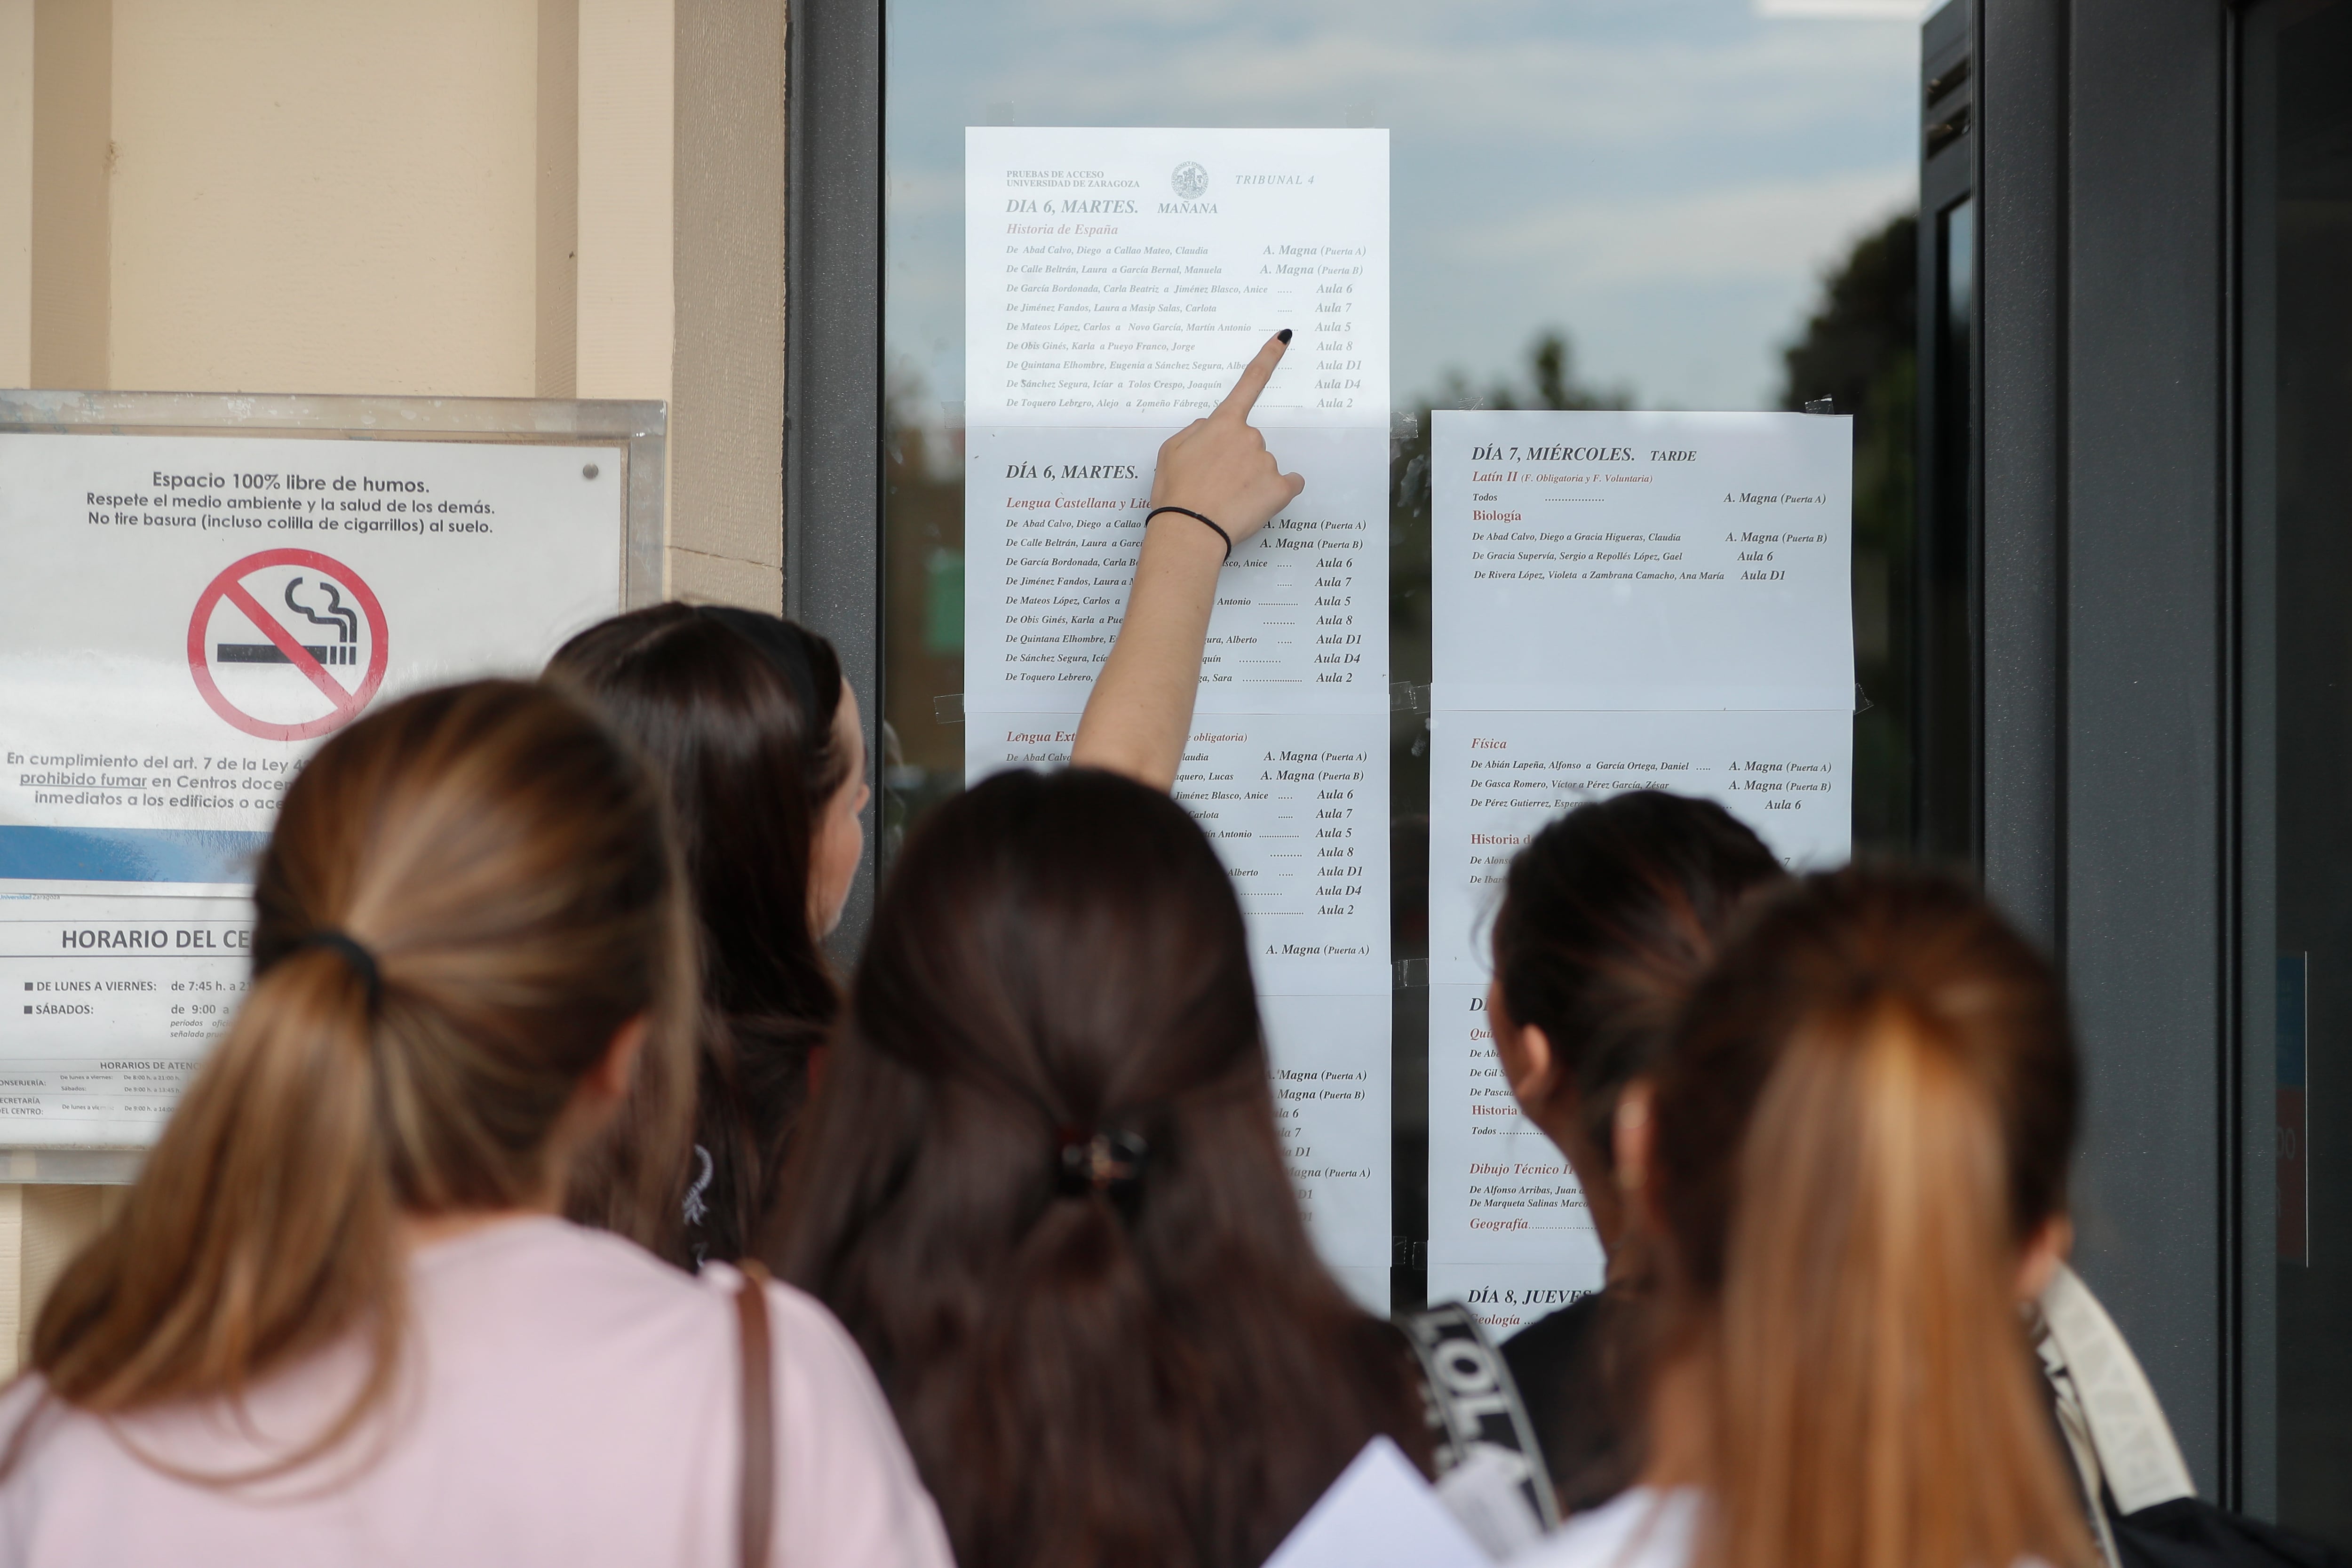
1170 161 1209 200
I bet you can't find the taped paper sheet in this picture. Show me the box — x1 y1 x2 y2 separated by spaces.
1431 410 1852 713
1426 411 1854 1336
1427 708 1852 986
964 718 1391 1307
963 127 1393 1305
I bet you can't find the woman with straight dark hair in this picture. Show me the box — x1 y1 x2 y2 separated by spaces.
768 765 1430 1568
1485 790 1785 1511
0 682 948 1568
1516 868 2096 1568
548 604 866 1266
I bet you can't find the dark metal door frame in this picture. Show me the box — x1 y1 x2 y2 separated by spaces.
785 0 886 955
1919 4 1986 875
1975 0 2264 1512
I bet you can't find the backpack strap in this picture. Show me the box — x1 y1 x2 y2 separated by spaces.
736 1260 778 1568
1395 1302 1561 1531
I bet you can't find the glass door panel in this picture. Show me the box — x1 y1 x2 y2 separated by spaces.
880 0 1923 1311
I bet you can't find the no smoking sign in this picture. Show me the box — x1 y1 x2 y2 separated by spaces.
186 549 389 741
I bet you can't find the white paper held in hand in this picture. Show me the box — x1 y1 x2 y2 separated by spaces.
1263 1436 1497 1568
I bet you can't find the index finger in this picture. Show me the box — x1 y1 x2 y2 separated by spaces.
1212 331 1292 422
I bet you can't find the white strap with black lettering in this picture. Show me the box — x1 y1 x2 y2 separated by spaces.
1397 1302 1561 1552
2037 1265 2194 1516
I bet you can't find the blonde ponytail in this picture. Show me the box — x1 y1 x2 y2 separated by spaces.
9 681 693 1481
1653 870 2096 1568
32 949 400 1470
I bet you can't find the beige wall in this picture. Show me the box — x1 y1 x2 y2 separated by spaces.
29 0 107 388
1 0 780 573
0 0 790 1377
0 0 29 385
110 0 541 397
5 1186 124 1373
537 0 581 398
671 0 786 607
579 0 674 407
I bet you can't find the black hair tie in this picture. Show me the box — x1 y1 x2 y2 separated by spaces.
1054 1127 1151 1206
1145 506 1232 561
297 930 382 1013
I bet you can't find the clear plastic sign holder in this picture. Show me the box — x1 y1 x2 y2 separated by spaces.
0 390 667 1182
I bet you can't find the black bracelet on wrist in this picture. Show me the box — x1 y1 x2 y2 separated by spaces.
1145 506 1232 561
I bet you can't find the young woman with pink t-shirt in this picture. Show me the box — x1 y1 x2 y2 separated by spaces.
0 681 950 1568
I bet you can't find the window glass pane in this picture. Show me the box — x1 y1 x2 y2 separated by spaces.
881 0 1921 1312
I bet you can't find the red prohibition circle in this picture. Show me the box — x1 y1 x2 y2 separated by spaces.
186 548 390 741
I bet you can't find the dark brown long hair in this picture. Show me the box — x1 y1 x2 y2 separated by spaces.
1486 791 1785 1509
768 767 1427 1568
548 603 846 1266
1652 868 2093 1568
10 681 694 1480
1491 791 1784 1181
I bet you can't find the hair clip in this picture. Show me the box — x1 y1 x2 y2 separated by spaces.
1055 1127 1151 1202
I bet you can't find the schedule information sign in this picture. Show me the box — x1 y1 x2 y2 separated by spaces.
963 127 1393 1306
1425 410 1855 1335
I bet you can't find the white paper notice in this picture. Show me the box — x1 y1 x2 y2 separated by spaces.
1427 708 1852 984
965 717 1391 1308
0 432 629 1143
964 127 1391 1304
0 894 247 1146
1425 982 1606 1344
1426 410 1854 1337
965 126 1386 430
965 426 1382 716
966 715 1389 998
1431 411 1852 713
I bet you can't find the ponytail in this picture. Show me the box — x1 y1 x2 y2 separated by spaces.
1653 870 2095 1568
30 950 401 1474
9 682 692 1481
956 1168 1200 1565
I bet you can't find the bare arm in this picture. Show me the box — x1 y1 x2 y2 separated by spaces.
1071 333 1304 789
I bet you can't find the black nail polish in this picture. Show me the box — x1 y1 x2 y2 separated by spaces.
1277 328 1292 344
